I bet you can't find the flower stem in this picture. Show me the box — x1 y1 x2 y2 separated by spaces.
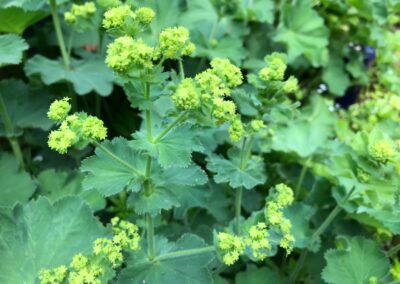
153 111 188 143
92 141 142 176
49 0 70 69
295 157 311 199
235 136 255 234
288 186 356 283
178 59 185 80
142 82 156 260
388 243 400 257
154 246 215 262
0 92 25 169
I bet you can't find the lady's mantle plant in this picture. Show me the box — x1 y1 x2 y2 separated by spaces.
41 2 298 282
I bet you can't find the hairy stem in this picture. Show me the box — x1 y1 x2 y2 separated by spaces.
92 141 142 176
154 246 215 262
146 212 156 260
0 92 25 169
288 186 356 283
153 111 188 143
49 0 70 69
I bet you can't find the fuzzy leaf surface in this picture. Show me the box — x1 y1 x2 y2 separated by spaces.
118 234 215 284
0 197 108 283
322 236 390 284
0 33 28 66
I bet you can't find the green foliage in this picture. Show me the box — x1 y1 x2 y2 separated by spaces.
322 237 390 284
118 234 215 283
0 197 108 283
0 0 399 283
0 34 28 66
0 152 35 207
25 55 114 96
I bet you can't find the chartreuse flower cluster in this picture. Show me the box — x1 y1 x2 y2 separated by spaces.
158 27 196 59
257 52 299 94
64 2 97 24
39 218 141 284
217 184 295 266
265 183 295 253
368 139 396 163
47 98 107 154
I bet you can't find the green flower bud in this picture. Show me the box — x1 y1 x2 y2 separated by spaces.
195 69 228 98
250 119 265 131
97 0 121 9
171 78 201 110
82 116 107 140
356 168 370 183
47 97 71 122
159 26 195 59
368 139 395 163
64 12 76 24
210 58 243 88
105 36 154 73
259 52 287 82
212 98 236 123
102 5 135 29
48 127 77 154
70 253 89 271
283 76 299 93
136 7 155 25
228 118 244 142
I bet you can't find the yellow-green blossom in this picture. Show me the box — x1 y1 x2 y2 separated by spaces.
39 265 68 284
217 232 245 266
212 98 236 123
65 2 96 23
70 253 89 271
48 127 77 154
93 238 123 267
229 118 244 142
356 168 370 183
172 78 201 110
275 183 294 208
266 201 283 225
279 233 295 254
391 258 400 280
158 26 195 59
111 217 141 251
210 58 243 88
103 5 135 29
250 120 265 131
136 7 155 25
259 52 287 82
195 69 228 98
245 222 271 260
368 139 395 163
47 97 71 122
105 36 154 73
82 116 107 140
69 264 103 284
283 76 299 93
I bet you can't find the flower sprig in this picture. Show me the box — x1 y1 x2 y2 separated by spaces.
47 98 107 154
39 218 141 284
217 184 295 266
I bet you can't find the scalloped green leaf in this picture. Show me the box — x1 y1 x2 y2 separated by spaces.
0 152 35 207
274 0 329 66
81 137 145 197
206 148 266 189
130 125 203 168
25 55 114 96
322 236 390 284
118 234 215 284
0 196 108 283
37 169 105 212
0 79 53 135
0 33 28 66
0 8 47 33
